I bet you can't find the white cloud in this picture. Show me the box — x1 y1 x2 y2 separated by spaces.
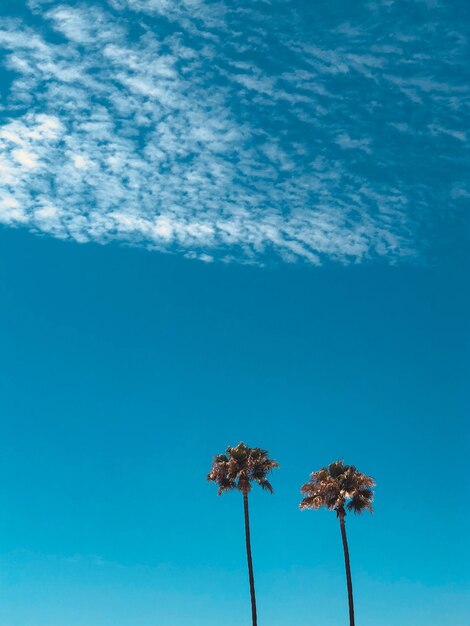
12 148 39 169
0 197 28 224
0 0 467 264
71 154 89 169
335 133 372 154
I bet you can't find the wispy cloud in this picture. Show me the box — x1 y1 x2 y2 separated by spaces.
0 0 468 264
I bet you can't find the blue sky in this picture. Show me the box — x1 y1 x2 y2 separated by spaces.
0 1 469 626
0 229 469 626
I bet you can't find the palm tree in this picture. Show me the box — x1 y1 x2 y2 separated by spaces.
207 442 279 626
300 460 375 626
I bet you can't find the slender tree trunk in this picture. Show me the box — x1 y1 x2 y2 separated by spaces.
243 491 258 626
339 512 355 626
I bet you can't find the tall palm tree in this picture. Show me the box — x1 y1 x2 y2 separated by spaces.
300 460 375 626
207 442 279 626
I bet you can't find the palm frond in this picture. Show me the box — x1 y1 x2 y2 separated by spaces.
257 478 273 492
208 442 278 496
300 460 375 516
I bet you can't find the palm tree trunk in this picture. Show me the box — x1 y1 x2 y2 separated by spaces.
243 491 258 626
339 512 355 626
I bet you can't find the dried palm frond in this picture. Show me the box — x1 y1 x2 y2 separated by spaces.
208 442 279 495
300 459 375 517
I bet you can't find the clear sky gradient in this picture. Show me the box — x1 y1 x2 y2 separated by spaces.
1 0 469 625
0 228 469 626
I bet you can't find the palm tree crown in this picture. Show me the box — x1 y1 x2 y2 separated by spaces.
207 442 279 495
300 460 375 517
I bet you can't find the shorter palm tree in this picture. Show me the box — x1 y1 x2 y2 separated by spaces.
300 460 375 626
207 442 279 626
